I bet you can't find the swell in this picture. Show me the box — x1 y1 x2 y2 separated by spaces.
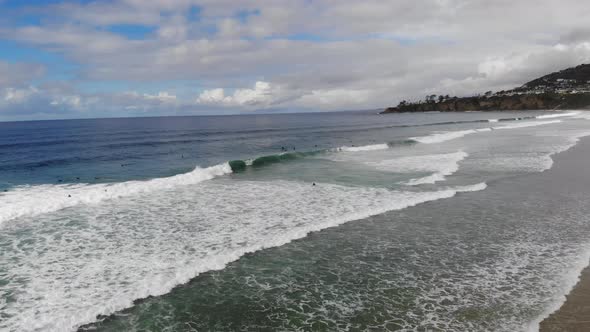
0 115 574 223
0 112 572 151
228 140 418 172
229 151 323 172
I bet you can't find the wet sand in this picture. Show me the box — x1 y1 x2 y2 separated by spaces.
540 265 590 331
539 135 590 332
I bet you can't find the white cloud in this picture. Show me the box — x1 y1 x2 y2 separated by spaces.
0 61 45 88
2 0 590 117
3 87 38 103
124 91 178 103
197 81 295 107
196 88 226 104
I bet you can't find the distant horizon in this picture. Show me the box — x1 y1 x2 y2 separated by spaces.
0 107 382 124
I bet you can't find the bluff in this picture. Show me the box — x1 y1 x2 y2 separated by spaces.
382 64 590 113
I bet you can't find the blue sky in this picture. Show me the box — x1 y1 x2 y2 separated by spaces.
0 0 589 121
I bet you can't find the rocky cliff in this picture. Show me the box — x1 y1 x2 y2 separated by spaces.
381 64 590 114
382 93 590 113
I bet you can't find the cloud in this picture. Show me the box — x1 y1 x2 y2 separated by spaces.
0 61 45 88
0 84 184 121
196 81 303 107
2 0 590 119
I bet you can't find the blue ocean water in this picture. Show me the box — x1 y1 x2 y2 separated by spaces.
2 110 590 331
0 110 539 189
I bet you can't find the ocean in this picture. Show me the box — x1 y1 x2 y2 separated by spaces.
1 110 590 331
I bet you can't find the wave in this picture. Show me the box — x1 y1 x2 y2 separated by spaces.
412 119 564 144
229 151 321 172
0 180 487 332
0 163 232 225
498 116 536 122
405 151 468 185
229 141 419 172
536 111 580 119
366 151 468 185
411 129 481 144
335 140 417 153
526 248 590 332
494 119 562 130
0 117 572 224
338 143 389 152
572 112 590 120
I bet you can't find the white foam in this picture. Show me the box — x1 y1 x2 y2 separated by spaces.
493 120 562 130
367 151 468 185
467 130 590 175
571 112 590 120
0 180 487 332
337 143 389 152
0 163 232 225
411 129 479 144
412 119 563 144
525 247 590 332
536 111 580 119
454 182 487 192
488 119 499 123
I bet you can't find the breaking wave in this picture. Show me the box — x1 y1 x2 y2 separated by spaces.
0 163 232 225
366 151 468 185
412 119 564 144
536 111 580 119
338 143 389 152
0 180 487 332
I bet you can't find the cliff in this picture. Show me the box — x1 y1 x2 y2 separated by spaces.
381 64 590 114
382 93 590 113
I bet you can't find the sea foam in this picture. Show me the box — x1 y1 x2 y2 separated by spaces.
411 129 482 144
0 180 487 332
536 111 580 119
412 119 564 144
493 119 562 130
338 143 390 152
367 151 468 185
0 163 232 225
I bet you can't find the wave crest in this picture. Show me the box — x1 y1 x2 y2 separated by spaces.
0 163 232 225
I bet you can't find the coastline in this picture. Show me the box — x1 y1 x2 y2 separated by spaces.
381 106 589 114
535 135 590 332
540 264 590 331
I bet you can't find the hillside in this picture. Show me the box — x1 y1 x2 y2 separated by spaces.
519 64 590 92
382 64 590 114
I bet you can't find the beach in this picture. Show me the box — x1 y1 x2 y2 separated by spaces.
541 265 590 331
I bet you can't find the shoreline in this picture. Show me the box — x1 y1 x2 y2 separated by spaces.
380 108 588 114
536 135 590 332
540 263 590 331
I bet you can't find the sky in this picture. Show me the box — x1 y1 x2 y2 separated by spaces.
0 0 590 121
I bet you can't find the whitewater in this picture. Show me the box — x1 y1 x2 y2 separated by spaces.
1 110 590 332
